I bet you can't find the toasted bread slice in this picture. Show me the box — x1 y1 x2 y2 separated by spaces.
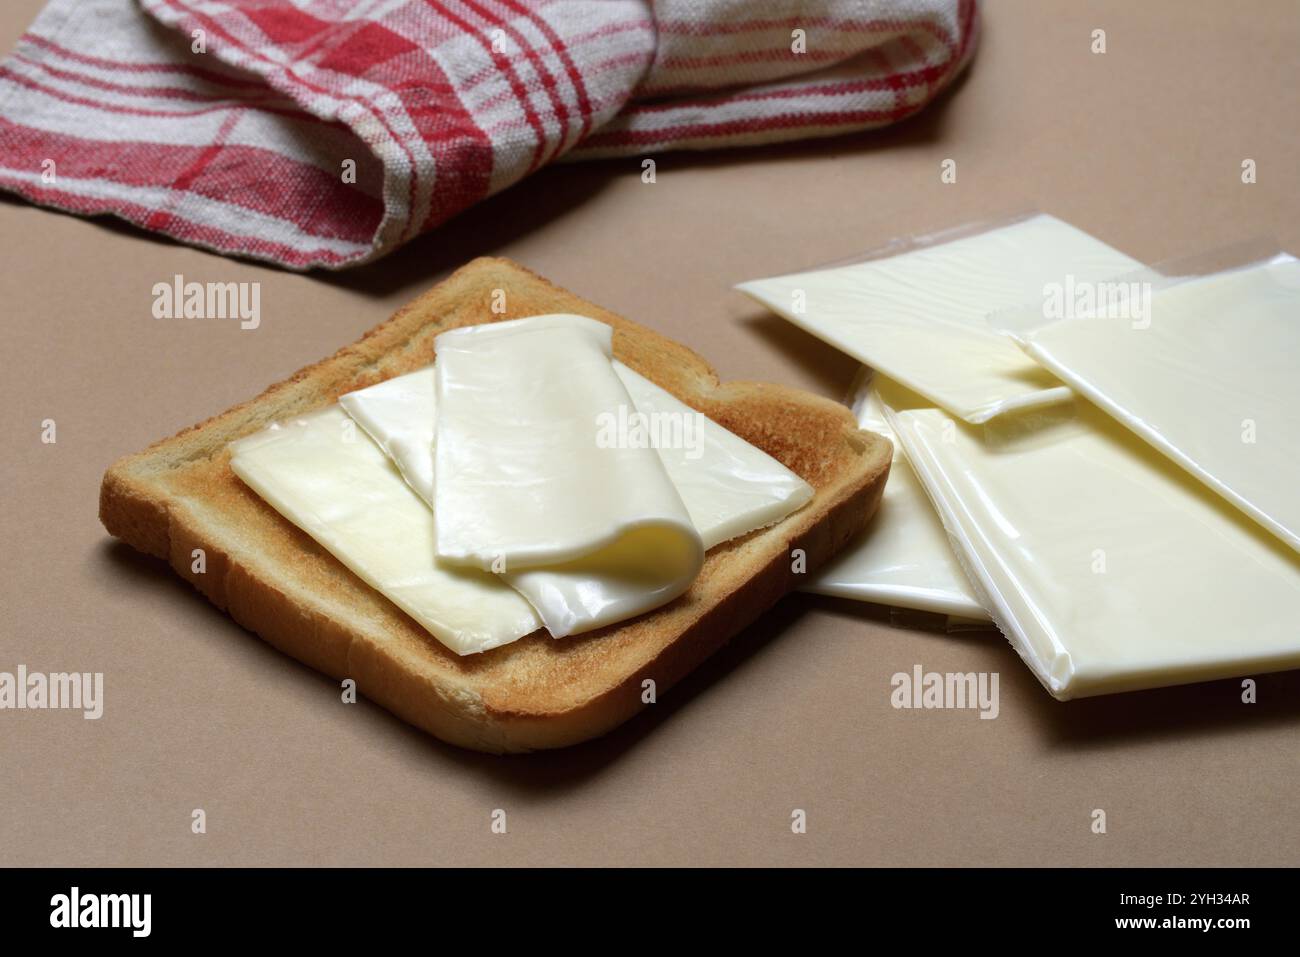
99 259 891 752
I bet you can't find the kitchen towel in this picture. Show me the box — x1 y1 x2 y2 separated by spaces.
0 0 978 269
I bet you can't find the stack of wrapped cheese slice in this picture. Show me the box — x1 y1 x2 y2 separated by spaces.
229 314 813 655
739 213 1300 699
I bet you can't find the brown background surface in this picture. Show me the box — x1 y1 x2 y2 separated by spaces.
2 0 1298 867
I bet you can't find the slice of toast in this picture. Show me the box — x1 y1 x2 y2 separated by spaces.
99 259 891 752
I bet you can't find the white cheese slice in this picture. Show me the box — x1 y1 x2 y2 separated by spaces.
595 363 814 549
432 314 705 636
735 213 1141 424
802 375 987 620
880 385 1300 699
1005 255 1300 553
341 349 813 638
229 407 541 656
338 366 436 506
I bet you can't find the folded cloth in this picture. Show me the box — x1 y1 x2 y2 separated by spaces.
0 0 978 270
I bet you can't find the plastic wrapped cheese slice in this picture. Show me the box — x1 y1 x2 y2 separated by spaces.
802 374 987 620
735 213 1141 423
229 407 541 656
1000 254 1300 553
341 348 813 637
880 385 1300 699
432 314 704 636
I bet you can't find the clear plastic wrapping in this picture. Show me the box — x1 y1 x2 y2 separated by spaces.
877 377 1300 700
990 241 1300 553
774 210 1137 621
735 210 1141 424
801 367 988 621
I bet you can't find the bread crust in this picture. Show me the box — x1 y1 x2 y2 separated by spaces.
99 258 890 752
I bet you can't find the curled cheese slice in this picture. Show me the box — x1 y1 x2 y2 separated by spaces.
432 314 705 636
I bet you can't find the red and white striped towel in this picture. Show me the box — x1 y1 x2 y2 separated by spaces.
0 0 978 270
